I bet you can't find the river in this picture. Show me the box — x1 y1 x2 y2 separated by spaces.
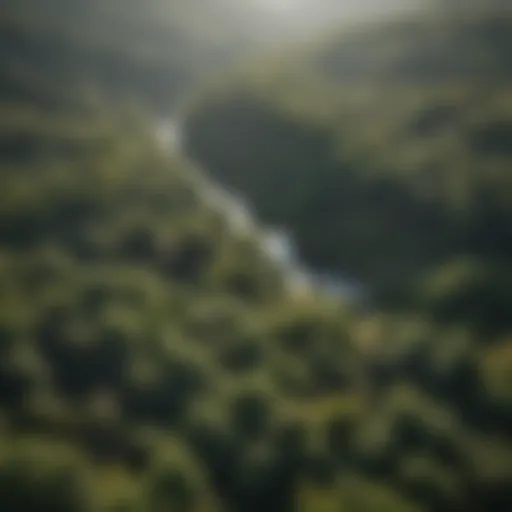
155 119 368 304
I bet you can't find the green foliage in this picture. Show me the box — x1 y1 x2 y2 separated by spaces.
182 9 512 511
184 13 512 332
0 436 94 512
0 2 511 511
142 437 217 512
0 95 360 511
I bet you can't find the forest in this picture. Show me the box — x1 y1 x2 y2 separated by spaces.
0 0 510 511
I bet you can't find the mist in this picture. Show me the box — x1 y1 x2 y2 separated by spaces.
242 0 424 41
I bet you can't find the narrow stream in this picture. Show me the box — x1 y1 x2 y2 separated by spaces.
155 119 368 304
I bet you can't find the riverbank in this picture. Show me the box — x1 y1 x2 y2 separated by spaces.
155 118 369 304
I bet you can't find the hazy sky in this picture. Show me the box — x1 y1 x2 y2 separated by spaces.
254 0 421 19
249 0 423 35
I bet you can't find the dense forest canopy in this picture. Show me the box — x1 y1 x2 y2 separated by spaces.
183 7 512 316
0 1 511 511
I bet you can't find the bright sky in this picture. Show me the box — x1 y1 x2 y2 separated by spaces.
254 0 420 18
258 0 299 12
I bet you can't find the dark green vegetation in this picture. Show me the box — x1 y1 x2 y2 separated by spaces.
0 81 364 511
184 11 512 320
181 8 512 510
1 1 511 511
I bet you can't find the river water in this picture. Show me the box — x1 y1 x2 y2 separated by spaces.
155 119 368 304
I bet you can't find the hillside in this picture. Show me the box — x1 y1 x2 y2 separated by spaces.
312 13 512 82
0 84 374 511
0 0 280 112
0 3 511 512
180 13 512 507
2 0 417 113
183 11 512 321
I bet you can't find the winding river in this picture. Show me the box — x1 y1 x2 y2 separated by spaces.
155 119 368 304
